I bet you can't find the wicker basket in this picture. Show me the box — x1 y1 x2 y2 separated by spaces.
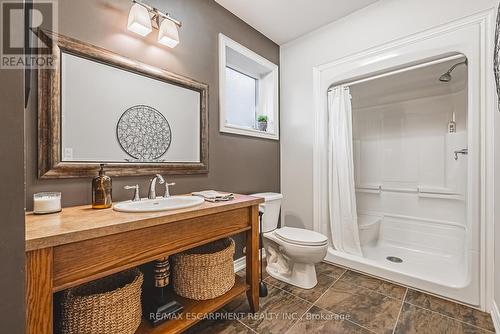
172 238 235 300
59 268 143 334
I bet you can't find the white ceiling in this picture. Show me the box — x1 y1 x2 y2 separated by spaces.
214 0 379 45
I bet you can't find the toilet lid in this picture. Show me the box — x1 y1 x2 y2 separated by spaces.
275 227 328 246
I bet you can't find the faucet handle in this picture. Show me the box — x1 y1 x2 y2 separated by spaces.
155 174 165 184
124 184 140 201
164 182 176 198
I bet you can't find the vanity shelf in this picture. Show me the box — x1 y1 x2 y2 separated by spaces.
136 275 248 334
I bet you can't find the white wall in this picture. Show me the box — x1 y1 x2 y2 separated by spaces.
496 81 500 318
280 0 499 313
491 74 500 311
352 91 468 224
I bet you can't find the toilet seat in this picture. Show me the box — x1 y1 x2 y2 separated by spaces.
275 227 328 246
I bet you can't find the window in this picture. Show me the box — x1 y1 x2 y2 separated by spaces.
225 67 257 129
219 34 279 140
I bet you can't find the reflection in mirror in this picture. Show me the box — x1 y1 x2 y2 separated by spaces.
61 52 201 163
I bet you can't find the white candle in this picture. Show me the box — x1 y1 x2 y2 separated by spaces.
34 192 61 214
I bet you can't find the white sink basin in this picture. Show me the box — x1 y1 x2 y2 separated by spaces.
113 196 204 213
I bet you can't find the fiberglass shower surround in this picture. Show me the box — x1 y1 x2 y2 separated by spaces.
324 55 473 305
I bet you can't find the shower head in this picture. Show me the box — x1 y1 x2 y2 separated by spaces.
438 60 467 83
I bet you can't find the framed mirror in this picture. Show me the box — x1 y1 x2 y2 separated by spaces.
37 30 208 178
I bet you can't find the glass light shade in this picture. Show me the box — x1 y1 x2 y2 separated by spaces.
127 3 152 37
158 18 179 48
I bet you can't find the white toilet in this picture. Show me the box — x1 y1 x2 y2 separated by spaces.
251 192 328 289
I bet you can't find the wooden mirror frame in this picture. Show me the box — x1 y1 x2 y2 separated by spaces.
37 30 209 179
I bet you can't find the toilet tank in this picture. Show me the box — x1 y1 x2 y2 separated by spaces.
250 192 283 233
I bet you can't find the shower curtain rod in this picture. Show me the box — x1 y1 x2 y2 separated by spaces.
327 54 465 91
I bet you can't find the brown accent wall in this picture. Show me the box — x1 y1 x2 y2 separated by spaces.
25 0 280 257
0 57 25 332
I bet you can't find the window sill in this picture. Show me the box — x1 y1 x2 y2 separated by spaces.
221 124 279 140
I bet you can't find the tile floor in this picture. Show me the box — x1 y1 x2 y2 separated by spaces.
186 262 496 334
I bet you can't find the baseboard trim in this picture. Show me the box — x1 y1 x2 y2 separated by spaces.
233 256 247 272
234 250 266 272
491 300 500 333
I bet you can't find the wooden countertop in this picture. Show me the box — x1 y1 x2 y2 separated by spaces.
25 193 263 251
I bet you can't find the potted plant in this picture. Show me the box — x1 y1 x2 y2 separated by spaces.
257 115 268 132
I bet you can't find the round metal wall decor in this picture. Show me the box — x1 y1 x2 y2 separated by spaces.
116 105 172 161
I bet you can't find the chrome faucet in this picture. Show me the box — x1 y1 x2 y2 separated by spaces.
148 174 165 199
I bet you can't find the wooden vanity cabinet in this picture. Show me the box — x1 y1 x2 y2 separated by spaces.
25 194 262 334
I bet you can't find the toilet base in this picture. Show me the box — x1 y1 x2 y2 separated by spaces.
266 262 318 289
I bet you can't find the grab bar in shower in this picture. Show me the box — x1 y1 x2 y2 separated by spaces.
418 192 463 200
356 184 381 190
355 184 461 198
356 184 418 194
355 184 381 194
380 186 418 193
417 186 458 195
417 186 462 200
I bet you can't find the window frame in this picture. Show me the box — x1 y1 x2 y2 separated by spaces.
218 33 279 140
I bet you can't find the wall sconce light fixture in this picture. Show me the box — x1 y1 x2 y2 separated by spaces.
127 0 182 48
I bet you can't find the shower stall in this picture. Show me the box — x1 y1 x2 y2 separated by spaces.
321 54 480 306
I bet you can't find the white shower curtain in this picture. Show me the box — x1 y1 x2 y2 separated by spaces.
327 86 363 256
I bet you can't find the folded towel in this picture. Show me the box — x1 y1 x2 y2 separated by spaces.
192 190 235 202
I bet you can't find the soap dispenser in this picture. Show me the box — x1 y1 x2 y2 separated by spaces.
92 164 112 209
